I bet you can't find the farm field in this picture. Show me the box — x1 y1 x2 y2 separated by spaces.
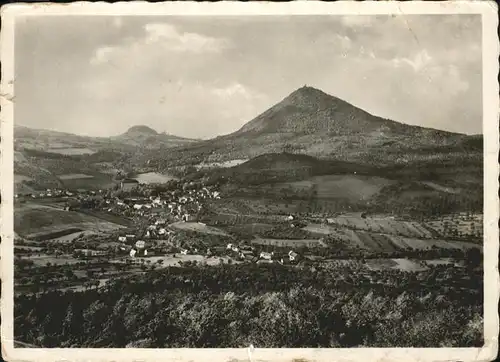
223 223 275 238
308 174 395 200
15 203 125 238
46 147 96 155
365 258 427 272
197 159 248 169
58 172 115 190
58 173 95 180
169 221 229 236
26 254 82 266
302 222 479 252
326 215 435 238
50 230 97 243
251 237 325 248
15 175 33 183
425 213 483 240
210 197 307 216
133 172 177 184
420 181 460 194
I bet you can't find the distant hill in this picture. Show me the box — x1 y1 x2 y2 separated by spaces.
15 125 198 151
145 86 482 169
13 125 199 191
112 125 198 148
123 125 159 136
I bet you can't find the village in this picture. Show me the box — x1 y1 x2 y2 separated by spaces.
15 176 308 295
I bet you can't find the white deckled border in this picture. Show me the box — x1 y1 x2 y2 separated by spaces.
1 1 498 362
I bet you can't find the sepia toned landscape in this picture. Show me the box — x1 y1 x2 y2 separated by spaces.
12 13 484 349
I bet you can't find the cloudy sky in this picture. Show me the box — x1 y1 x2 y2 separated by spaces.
15 14 482 139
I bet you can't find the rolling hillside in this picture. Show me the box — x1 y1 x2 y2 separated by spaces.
193 151 483 218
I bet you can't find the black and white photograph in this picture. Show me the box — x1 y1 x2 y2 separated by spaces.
1 2 498 362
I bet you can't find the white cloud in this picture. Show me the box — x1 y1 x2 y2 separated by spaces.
144 23 228 53
211 83 261 100
89 23 229 66
391 49 433 72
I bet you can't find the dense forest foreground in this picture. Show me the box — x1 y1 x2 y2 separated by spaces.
15 262 483 348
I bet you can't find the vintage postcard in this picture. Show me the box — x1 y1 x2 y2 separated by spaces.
1 1 499 362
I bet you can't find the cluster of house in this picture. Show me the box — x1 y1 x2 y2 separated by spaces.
221 243 300 264
257 250 300 264
16 188 77 199
102 185 221 222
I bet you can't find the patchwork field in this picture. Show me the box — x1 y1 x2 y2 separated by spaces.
302 221 479 252
326 215 435 238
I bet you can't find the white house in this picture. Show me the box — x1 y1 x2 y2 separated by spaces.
287 215 295 221
227 243 233 250
118 236 127 242
133 204 143 210
129 249 137 258
260 252 273 260
289 250 299 262
158 228 166 235
180 249 188 255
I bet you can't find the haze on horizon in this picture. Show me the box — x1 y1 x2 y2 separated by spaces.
15 14 482 139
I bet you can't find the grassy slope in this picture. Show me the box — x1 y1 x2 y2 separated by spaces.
14 204 124 237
